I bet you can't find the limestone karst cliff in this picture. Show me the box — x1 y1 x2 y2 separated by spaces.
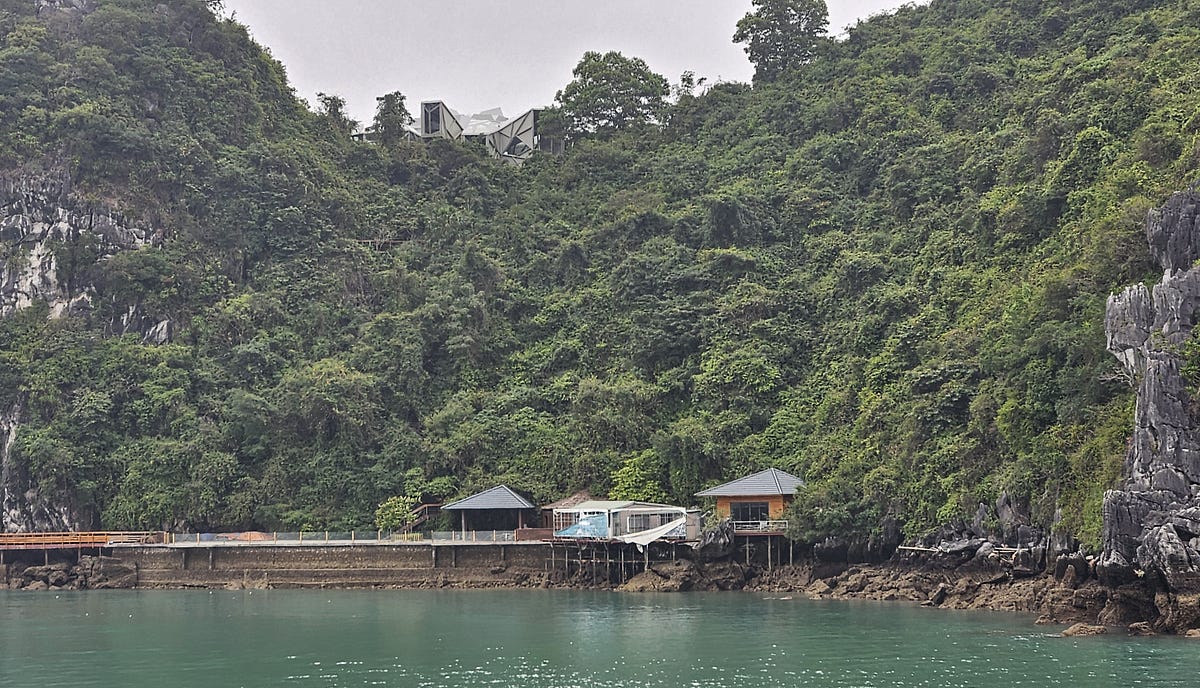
1 174 166 334
1101 190 1200 593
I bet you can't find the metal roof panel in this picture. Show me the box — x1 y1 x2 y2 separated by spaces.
695 468 805 497
442 485 536 510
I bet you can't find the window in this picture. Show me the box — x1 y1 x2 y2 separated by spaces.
504 137 531 157
553 511 579 531
628 514 652 531
423 103 441 135
731 502 769 522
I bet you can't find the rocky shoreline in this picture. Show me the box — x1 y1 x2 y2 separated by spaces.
617 544 1200 637
5 548 1200 637
756 552 1200 638
4 555 138 591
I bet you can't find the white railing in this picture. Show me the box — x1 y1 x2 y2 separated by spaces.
429 530 516 542
732 520 788 533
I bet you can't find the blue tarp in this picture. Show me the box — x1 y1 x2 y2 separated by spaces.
555 513 608 538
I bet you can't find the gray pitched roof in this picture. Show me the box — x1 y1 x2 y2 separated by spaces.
695 468 805 497
442 485 536 510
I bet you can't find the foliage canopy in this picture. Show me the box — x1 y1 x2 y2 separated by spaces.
555 50 670 136
734 0 830 82
2 0 1196 551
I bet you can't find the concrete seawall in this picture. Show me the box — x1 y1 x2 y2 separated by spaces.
112 540 710 589
119 542 562 589
3 539 774 592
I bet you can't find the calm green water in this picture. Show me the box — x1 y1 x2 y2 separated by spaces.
0 590 1193 687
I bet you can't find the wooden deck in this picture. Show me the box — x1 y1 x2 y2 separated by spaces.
0 531 166 550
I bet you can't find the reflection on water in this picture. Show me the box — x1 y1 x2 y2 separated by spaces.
0 589 1193 687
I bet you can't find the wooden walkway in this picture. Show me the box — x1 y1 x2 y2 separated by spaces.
0 531 165 551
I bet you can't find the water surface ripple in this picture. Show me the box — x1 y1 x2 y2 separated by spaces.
1 590 1191 687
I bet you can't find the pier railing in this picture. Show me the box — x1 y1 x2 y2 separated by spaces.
4 529 538 550
429 530 516 542
0 531 165 550
161 530 519 545
732 520 789 533
166 531 423 544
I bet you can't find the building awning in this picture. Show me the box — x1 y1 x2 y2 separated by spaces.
615 517 688 547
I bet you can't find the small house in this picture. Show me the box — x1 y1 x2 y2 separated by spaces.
695 468 805 532
553 500 700 542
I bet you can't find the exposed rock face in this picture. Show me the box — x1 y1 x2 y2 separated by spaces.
901 493 1080 582
785 557 1111 627
807 516 903 565
1 397 75 533
1 173 167 532
4 555 137 590
1 174 164 332
1061 623 1107 637
693 519 736 560
1101 190 1200 593
618 558 749 592
77 555 138 589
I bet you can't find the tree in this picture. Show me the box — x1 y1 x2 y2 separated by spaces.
316 92 357 136
372 91 412 147
609 450 670 503
555 51 669 136
374 495 419 531
671 70 707 100
733 0 829 82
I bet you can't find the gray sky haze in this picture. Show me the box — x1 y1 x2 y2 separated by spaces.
222 1 919 124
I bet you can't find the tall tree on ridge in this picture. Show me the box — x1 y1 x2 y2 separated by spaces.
734 0 829 82
555 51 669 137
316 92 358 136
373 91 413 148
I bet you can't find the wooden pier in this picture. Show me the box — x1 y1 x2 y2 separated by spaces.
0 531 165 551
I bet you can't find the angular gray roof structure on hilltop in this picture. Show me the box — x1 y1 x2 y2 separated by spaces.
442 485 535 510
695 468 805 497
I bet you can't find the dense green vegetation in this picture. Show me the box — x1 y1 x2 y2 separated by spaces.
3 0 1198 547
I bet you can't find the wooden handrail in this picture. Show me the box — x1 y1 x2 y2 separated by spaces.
0 531 166 548
403 504 442 533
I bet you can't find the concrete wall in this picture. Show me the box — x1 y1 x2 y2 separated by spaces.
120 543 562 589
1 540 706 589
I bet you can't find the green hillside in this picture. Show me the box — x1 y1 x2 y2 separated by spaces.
3 0 1198 546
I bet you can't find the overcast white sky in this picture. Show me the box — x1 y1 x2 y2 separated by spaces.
222 1 918 124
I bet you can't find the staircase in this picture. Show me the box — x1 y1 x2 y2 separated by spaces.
403 504 442 533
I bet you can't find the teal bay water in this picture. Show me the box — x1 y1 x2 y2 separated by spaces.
0 589 1193 687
